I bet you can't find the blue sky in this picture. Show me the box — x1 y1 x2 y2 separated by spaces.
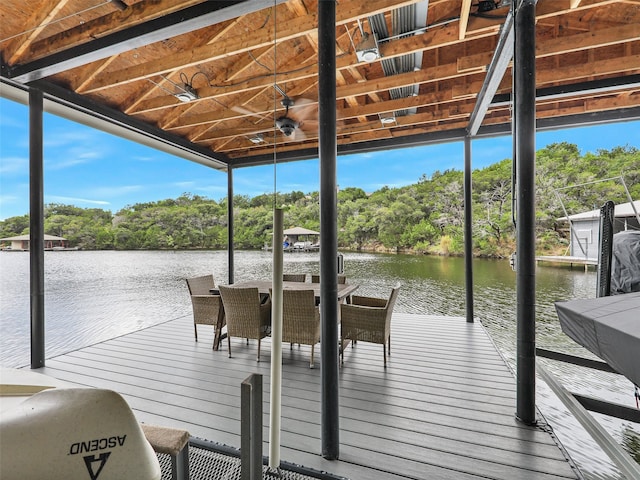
1 97 638 220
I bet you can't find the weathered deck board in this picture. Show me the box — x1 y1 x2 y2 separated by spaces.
37 313 579 480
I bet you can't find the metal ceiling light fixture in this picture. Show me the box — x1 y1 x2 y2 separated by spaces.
173 71 211 102
354 19 380 63
175 83 199 102
355 32 380 62
249 133 264 144
379 113 396 125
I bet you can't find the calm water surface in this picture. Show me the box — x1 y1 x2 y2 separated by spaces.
1 250 638 479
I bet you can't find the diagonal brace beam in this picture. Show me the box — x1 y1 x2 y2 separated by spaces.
467 4 516 136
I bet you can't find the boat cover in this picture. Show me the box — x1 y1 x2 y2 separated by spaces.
610 230 640 295
555 291 640 386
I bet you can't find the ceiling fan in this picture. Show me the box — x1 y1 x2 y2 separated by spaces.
275 95 298 137
232 85 317 142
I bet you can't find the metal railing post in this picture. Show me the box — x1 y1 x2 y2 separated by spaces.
29 87 45 369
241 373 262 480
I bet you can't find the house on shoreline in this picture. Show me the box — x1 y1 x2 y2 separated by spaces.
0 234 68 251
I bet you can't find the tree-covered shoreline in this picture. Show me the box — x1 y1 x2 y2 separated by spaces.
1 143 638 257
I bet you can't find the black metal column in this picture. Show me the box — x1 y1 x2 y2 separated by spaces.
318 0 339 460
29 88 45 369
227 166 234 284
463 136 474 323
514 0 537 425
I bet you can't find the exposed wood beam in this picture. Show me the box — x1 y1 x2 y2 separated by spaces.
77 0 425 93
456 51 640 99
163 42 640 133
459 0 473 40
128 20 473 114
535 0 622 17
7 1 288 83
125 20 246 114
162 61 468 130
222 91 640 159
24 0 204 62
197 90 459 141
459 22 640 72
4 0 71 64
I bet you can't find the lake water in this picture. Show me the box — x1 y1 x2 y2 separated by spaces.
1 250 638 479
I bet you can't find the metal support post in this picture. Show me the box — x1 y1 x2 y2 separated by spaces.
227 166 234 284
318 0 339 460
463 135 474 323
241 374 262 480
514 0 537 425
29 87 45 369
172 446 189 480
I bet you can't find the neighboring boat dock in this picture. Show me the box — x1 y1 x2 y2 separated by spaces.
536 255 598 271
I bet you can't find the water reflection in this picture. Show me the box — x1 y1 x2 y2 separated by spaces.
0 250 637 478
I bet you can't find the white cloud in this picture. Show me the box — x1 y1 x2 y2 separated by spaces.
0 115 26 129
0 156 28 175
90 185 144 196
45 195 110 206
0 194 20 206
43 128 111 170
193 185 228 196
131 155 156 162
173 181 196 189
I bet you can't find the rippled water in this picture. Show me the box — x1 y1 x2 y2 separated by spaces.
1 250 638 479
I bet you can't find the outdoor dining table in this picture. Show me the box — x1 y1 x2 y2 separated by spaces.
214 280 359 304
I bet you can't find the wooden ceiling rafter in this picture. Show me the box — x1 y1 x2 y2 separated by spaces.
458 0 473 40
126 0 631 120
220 88 640 158
23 0 205 63
77 0 421 94
3 0 72 64
124 20 244 115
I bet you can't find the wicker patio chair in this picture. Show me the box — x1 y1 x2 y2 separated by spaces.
283 273 306 282
340 285 400 367
186 275 225 349
218 285 271 361
280 289 321 368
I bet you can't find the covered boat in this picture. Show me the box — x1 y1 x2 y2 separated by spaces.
555 292 640 387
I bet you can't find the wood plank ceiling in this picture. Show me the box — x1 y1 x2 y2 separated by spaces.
1 0 639 170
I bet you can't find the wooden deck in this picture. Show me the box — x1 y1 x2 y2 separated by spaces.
36 314 579 480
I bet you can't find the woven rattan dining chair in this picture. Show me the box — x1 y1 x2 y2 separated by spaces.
218 285 271 361
186 275 225 350
340 285 400 367
280 289 321 368
283 273 306 282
